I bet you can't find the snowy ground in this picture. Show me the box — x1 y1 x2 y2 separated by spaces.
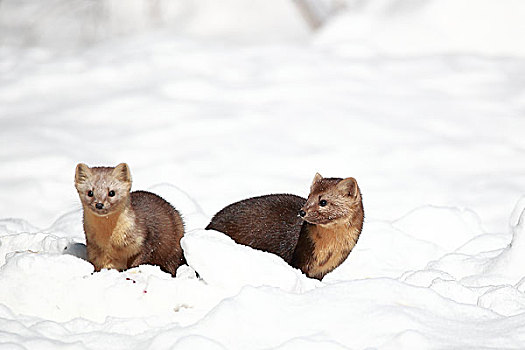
1 0 525 349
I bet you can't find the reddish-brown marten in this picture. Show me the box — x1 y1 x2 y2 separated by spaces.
75 163 185 276
206 173 364 280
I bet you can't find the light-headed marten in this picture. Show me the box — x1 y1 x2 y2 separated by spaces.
206 173 364 280
293 173 364 279
74 163 185 276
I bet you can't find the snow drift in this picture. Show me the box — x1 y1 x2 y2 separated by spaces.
2 198 525 348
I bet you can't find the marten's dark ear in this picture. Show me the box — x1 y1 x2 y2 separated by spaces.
310 172 323 191
337 177 358 198
75 163 91 184
113 163 132 183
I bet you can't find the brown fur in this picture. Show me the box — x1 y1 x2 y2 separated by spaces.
75 163 185 276
206 194 305 263
205 173 364 280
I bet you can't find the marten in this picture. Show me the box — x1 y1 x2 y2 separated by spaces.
74 163 185 276
206 173 364 280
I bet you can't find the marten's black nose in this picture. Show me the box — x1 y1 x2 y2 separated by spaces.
95 203 104 210
299 210 306 217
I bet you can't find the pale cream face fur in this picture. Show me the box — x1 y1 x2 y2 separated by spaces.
301 173 360 226
75 163 132 217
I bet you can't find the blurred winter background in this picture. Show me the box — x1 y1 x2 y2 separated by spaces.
1 1 525 349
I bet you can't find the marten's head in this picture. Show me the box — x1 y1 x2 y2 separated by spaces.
299 173 362 225
75 163 132 216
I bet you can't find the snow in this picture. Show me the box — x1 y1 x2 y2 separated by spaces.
1 0 525 348
0 0 309 47
317 0 525 57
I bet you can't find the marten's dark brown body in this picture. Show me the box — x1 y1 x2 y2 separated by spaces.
75 163 185 276
206 173 364 280
206 194 305 264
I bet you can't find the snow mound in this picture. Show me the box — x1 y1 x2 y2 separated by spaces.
394 199 525 319
182 229 321 294
0 228 69 266
483 196 525 283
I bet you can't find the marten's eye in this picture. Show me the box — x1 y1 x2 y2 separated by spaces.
108 190 115 197
319 199 327 207
87 190 94 197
